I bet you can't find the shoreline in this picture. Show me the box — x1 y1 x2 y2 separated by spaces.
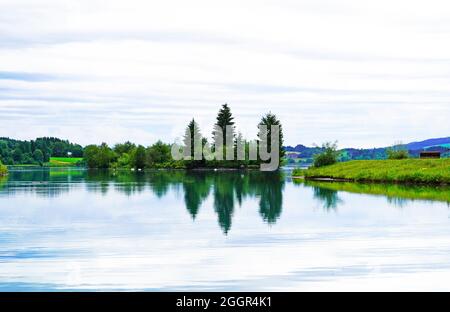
293 176 449 186
6 166 267 172
0 163 7 177
294 159 450 186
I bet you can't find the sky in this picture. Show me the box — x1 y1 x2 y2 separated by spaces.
0 0 449 148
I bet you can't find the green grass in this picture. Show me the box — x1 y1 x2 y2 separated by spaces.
294 159 450 184
50 157 82 163
0 161 7 176
48 157 83 167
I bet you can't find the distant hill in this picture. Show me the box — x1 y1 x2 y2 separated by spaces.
285 137 450 164
406 137 450 150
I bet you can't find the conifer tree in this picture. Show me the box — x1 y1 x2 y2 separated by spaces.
212 104 236 159
183 118 202 159
258 112 284 168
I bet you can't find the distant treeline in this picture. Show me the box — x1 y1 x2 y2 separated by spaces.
285 139 450 165
0 137 83 165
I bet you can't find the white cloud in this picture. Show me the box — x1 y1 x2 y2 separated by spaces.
0 0 449 147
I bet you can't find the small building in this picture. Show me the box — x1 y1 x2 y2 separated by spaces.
420 151 441 159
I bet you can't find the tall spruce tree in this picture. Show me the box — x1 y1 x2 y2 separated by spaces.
258 112 285 168
212 104 236 158
183 119 202 159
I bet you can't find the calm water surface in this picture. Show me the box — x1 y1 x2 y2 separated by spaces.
0 168 449 291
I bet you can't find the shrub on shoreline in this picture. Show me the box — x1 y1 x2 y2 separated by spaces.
313 142 340 168
386 143 409 160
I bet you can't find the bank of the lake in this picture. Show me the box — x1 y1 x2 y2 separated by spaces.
294 159 450 185
0 161 7 176
47 157 83 167
7 157 84 168
298 180 450 203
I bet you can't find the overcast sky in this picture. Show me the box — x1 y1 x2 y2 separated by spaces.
0 0 449 148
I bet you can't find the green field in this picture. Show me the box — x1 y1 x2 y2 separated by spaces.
294 159 450 184
48 157 83 167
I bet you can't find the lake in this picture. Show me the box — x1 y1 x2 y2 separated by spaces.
0 168 449 291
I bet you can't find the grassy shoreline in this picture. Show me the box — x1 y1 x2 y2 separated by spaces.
0 161 7 176
47 157 83 167
298 180 450 203
294 159 450 185
6 157 84 168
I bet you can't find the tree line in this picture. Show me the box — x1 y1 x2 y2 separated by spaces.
0 137 83 166
83 103 284 169
83 140 174 169
0 104 284 170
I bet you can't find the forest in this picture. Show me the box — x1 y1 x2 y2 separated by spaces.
0 137 83 166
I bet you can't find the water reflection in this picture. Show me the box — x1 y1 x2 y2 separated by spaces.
299 180 450 208
2 169 450 291
1 169 450 234
311 186 342 211
255 173 284 224
183 173 210 220
0 169 286 234
0 168 84 198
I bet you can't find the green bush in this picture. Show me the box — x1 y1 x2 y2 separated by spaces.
387 148 409 159
313 142 340 168
83 143 116 169
115 153 131 169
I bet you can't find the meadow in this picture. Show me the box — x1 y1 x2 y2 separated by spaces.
48 157 83 167
294 159 450 184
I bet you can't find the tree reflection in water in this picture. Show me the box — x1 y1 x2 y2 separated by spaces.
1 169 286 234
311 186 342 211
4 169 448 234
